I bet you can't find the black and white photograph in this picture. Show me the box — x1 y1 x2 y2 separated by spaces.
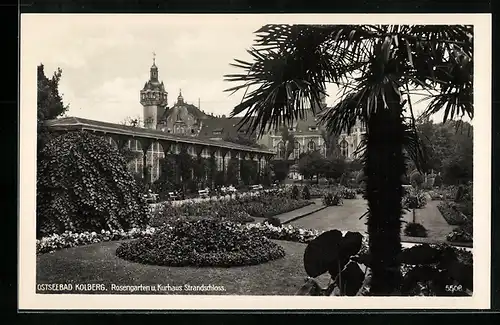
19 14 491 310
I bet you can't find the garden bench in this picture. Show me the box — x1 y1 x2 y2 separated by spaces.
198 188 209 198
143 192 158 204
250 184 263 191
168 192 178 201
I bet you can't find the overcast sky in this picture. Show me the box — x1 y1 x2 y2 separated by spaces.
23 14 474 125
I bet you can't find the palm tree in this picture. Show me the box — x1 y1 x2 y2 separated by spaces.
224 25 472 295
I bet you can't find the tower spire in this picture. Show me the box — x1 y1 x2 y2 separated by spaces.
152 51 156 65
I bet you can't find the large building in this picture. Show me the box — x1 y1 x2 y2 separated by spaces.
139 57 365 163
82 56 364 183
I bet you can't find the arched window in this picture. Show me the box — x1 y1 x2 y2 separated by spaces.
293 141 301 160
275 141 285 159
105 136 118 149
127 139 143 175
340 140 349 158
147 142 165 183
307 140 316 152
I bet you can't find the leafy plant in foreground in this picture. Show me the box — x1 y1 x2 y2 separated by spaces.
36 131 149 237
300 229 365 296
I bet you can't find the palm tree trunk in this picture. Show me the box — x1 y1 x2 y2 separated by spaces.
365 92 405 296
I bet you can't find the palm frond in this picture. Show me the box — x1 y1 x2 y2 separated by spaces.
224 27 358 137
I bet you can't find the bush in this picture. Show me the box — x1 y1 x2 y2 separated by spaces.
355 171 365 184
115 219 286 267
264 217 282 227
404 222 428 238
36 131 149 238
291 185 300 200
302 186 311 200
322 192 343 206
446 228 473 243
433 174 443 187
402 188 427 209
437 201 469 225
410 171 424 188
339 187 357 199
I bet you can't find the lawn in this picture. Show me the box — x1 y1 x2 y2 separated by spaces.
36 239 327 295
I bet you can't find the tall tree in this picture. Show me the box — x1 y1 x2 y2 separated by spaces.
225 24 472 295
320 129 340 158
37 64 69 151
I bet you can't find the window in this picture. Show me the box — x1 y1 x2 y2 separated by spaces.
293 141 301 160
307 140 316 152
308 126 317 131
126 139 143 174
147 142 165 183
340 140 348 158
275 141 285 159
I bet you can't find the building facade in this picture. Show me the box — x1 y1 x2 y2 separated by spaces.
256 95 367 162
133 57 367 182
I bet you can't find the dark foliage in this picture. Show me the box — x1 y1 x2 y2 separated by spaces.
116 219 286 267
302 185 311 200
37 131 149 237
264 217 282 227
404 222 428 238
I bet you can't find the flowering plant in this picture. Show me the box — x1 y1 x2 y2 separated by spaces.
36 226 157 255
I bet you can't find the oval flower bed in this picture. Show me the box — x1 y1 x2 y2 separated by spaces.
115 219 286 267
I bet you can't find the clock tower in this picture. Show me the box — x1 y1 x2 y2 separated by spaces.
140 53 168 129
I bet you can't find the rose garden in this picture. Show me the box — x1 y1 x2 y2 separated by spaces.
36 131 473 296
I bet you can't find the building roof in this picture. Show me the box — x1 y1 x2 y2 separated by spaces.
159 102 211 122
197 116 254 139
45 117 275 155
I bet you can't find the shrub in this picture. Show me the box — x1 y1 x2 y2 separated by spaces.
339 187 357 199
291 185 300 200
355 171 365 184
433 174 443 187
36 131 149 238
302 186 311 200
437 201 469 225
410 171 424 188
404 222 428 238
264 217 282 227
322 192 343 206
446 228 473 243
115 219 286 267
402 188 427 209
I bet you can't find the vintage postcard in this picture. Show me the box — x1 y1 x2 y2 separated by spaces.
19 13 491 310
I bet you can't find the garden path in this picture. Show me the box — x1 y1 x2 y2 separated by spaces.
250 198 326 225
290 198 458 244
